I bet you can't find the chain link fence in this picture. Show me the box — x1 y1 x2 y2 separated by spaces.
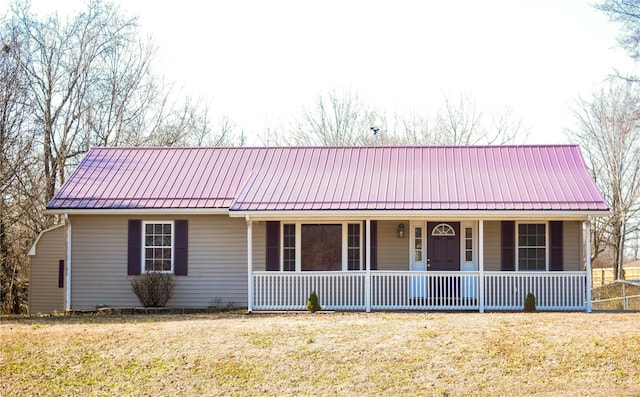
592 281 640 311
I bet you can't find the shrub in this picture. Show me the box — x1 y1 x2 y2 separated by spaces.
524 292 536 312
130 272 175 307
306 291 321 313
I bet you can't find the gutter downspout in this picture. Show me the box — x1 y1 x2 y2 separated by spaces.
585 217 592 313
478 220 485 313
64 213 72 312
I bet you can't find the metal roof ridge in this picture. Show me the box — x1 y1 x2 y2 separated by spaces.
87 144 580 151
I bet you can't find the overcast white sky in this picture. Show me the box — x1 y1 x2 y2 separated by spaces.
8 0 637 145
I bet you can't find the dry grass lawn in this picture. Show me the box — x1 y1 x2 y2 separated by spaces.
1 311 639 396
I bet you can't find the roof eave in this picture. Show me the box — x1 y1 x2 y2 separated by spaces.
229 209 610 221
46 208 230 215
47 207 610 220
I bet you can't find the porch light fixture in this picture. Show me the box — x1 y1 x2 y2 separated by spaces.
398 223 405 238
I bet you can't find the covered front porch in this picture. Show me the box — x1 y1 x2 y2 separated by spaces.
251 270 588 311
244 217 595 312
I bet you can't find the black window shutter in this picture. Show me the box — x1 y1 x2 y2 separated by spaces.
58 260 64 288
266 221 280 271
549 221 563 271
174 220 189 276
128 220 142 275
370 221 378 271
501 221 515 271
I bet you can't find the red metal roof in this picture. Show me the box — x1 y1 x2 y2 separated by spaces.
47 145 609 212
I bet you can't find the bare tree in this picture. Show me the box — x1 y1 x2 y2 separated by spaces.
5 0 226 201
288 89 383 146
8 0 136 200
392 111 434 145
0 22 45 313
0 26 31 312
287 90 527 147
259 123 285 146
566 79 640 279
397 92 527 145
434 93 485 145
597 0 640 61
0 0 226 313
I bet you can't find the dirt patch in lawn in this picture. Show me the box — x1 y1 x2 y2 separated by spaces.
1 312 639 396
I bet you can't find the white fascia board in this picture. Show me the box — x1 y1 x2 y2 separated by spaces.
47 207 610 220
229 209 610 221
46 208 230 215
28 224 65 256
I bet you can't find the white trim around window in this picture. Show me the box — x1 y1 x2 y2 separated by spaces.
515 221 548 271
141 220 175 273
280 221 363 271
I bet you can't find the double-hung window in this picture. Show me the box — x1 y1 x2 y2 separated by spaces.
282 224 296 271
143 221 173 272
347 224 361 270
517 223 546 271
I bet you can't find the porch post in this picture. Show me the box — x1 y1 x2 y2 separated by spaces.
478 219 485 313
365 219 371 313
585 218 592 313
246 216 253 313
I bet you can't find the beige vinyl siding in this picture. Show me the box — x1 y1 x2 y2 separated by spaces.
251 221 266 272
563 221 582 271
483 221 501 271
377 220 409 270
29 225 66 313
70 214 249 310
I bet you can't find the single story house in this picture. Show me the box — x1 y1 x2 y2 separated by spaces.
29 145 608 313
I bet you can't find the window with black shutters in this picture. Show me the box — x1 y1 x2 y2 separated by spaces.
517 223 546 271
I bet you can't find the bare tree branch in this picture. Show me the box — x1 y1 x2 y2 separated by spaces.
566 78 640 277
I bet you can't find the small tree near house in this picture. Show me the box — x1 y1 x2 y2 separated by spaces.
130 272 175 307
307 291 321 313
524 292 537 312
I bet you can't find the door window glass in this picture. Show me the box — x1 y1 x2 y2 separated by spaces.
414 227 423 262
464 227 473 262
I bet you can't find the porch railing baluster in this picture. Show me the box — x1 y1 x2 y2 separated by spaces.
251 270 586 311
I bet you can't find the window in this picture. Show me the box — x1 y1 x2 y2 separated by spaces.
347 224 361 270
283 224 296 271
464 227 473 262
518 223 546 271
432 223 455 236
414 227 423 262
276 222 363 271
128 220 187 276
143 222 173 272
301 224 342 271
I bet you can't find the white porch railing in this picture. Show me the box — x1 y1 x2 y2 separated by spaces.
371 271 479 310
483 271 587 311
251 271 587 311
252 271 366 310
